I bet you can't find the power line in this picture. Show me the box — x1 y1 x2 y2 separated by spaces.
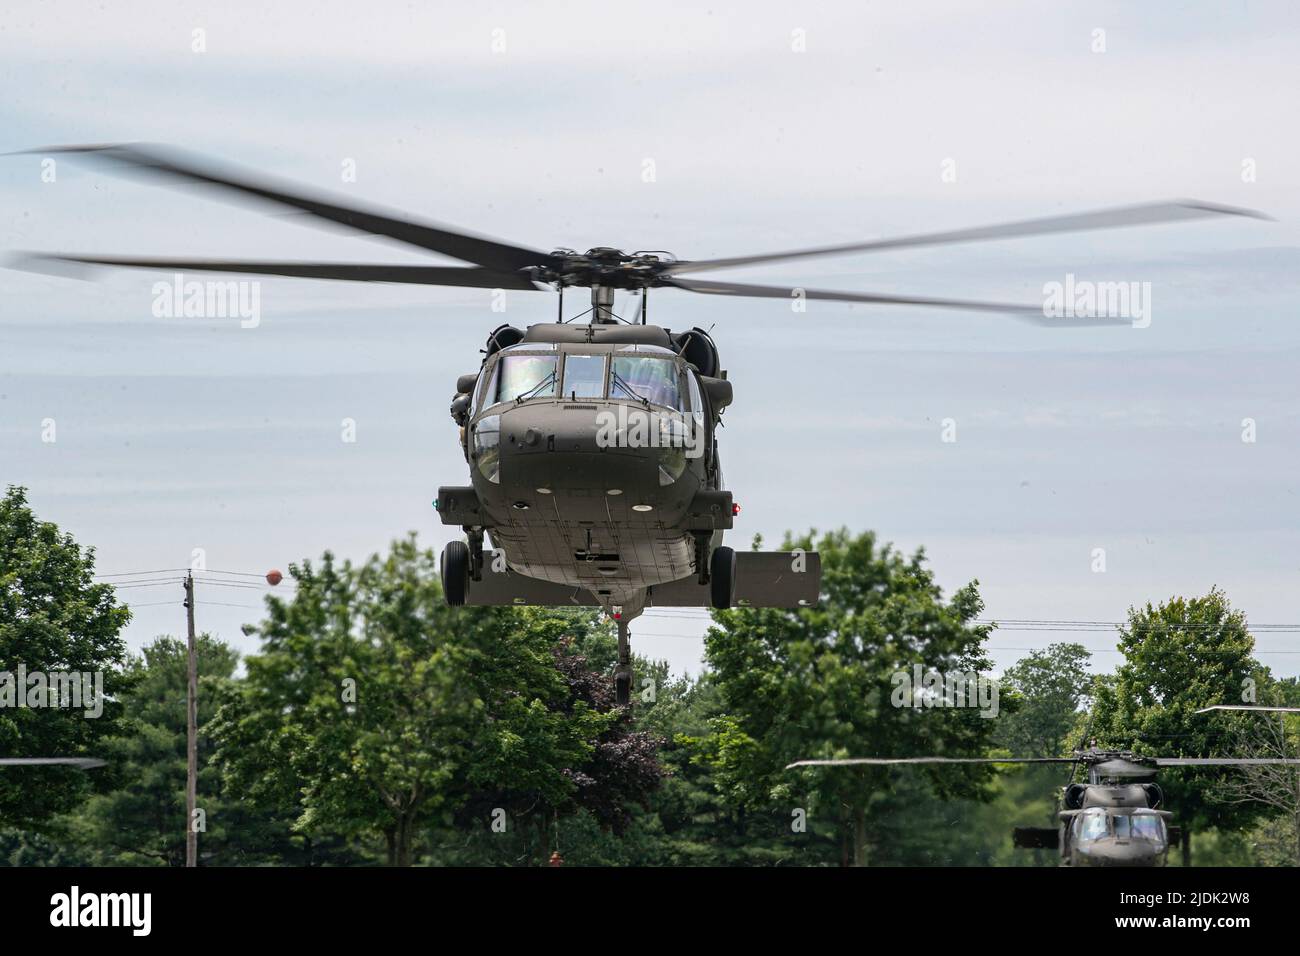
93 568 188 579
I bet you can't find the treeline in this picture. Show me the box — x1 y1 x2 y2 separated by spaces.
2 485 1298 866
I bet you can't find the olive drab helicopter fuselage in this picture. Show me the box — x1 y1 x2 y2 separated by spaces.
12 143 1268 705
1012 753 1179 867
789 741 1300 867
438 318 738 614
434 300 822 704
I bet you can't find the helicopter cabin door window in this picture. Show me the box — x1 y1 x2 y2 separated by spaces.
562 354 606 399
496 354 557 404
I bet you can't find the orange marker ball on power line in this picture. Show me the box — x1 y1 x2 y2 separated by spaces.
266 569 283 586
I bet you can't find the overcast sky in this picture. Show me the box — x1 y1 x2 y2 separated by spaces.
3 1 1299 679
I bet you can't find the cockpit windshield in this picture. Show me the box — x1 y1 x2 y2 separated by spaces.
495 354 557 403
1073 809 1166 844
563 354 606 399
480 349 686 411
611 356 682 410
1074 808 1109 843
1122 814 1166 842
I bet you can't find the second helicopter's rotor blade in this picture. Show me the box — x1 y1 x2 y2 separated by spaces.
1195 705 1300 714
666 200 1271 276
22 143 552 273
1154 757 1300 767
663 276 1123 326
787 757 1077 769
12 253 542 289
0 757 106 769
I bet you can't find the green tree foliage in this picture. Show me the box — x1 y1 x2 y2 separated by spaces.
693 528 1008 865
210 536 663 866
64 635 291 865
995 643 1093 756
10 491 1299 867
1088 588 1267 862
0 486 131 828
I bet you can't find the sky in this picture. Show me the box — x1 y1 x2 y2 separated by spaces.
2 1 1299 679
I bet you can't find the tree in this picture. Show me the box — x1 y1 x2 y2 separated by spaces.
1213 678 1300 866
211 536 664 866
1088 588 1266 865
996 643 1093 756
64 635 284 865
696 529 1008 866
0 486 131 829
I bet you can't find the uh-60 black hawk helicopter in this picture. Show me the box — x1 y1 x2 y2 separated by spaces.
12 144 1268 704
789 739 1300 866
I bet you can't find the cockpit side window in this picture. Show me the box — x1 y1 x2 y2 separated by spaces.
686 369 705 422
473 364 496 418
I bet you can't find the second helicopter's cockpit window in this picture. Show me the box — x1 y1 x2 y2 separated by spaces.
611 356 682 410
496 354 557 403
1074 808 1110 843
562 354 606 399
1123 814 1166 842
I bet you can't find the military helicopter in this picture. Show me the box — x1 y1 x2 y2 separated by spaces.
9 144 1267 704
788 745 1300 866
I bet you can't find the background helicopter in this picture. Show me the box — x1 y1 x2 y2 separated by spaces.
10 143 1268 705
788 742 1300 867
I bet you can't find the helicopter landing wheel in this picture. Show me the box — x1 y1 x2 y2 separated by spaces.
441 540 469 606
709 546 736 609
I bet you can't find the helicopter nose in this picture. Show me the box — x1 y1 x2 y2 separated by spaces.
499 406 658 497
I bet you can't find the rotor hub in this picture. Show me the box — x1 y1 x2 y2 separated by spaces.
538 248 673 291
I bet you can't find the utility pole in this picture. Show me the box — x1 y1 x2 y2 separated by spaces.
183 571 198 868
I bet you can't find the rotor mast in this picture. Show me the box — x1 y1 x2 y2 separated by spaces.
592 285 617 324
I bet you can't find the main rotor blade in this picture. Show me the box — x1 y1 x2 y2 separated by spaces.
787 757 1076 769
1154 757 1300 767
1195 705 1300 714
666 199 1272 275
664 276 1123 326
12 253 542 289
0 757 106 769
22 143 550 273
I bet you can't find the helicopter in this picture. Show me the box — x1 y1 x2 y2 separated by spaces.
8 143 1269 705
788 743 1300 867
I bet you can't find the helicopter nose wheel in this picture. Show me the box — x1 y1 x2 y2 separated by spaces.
709 546 736 609
441 540 469 606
